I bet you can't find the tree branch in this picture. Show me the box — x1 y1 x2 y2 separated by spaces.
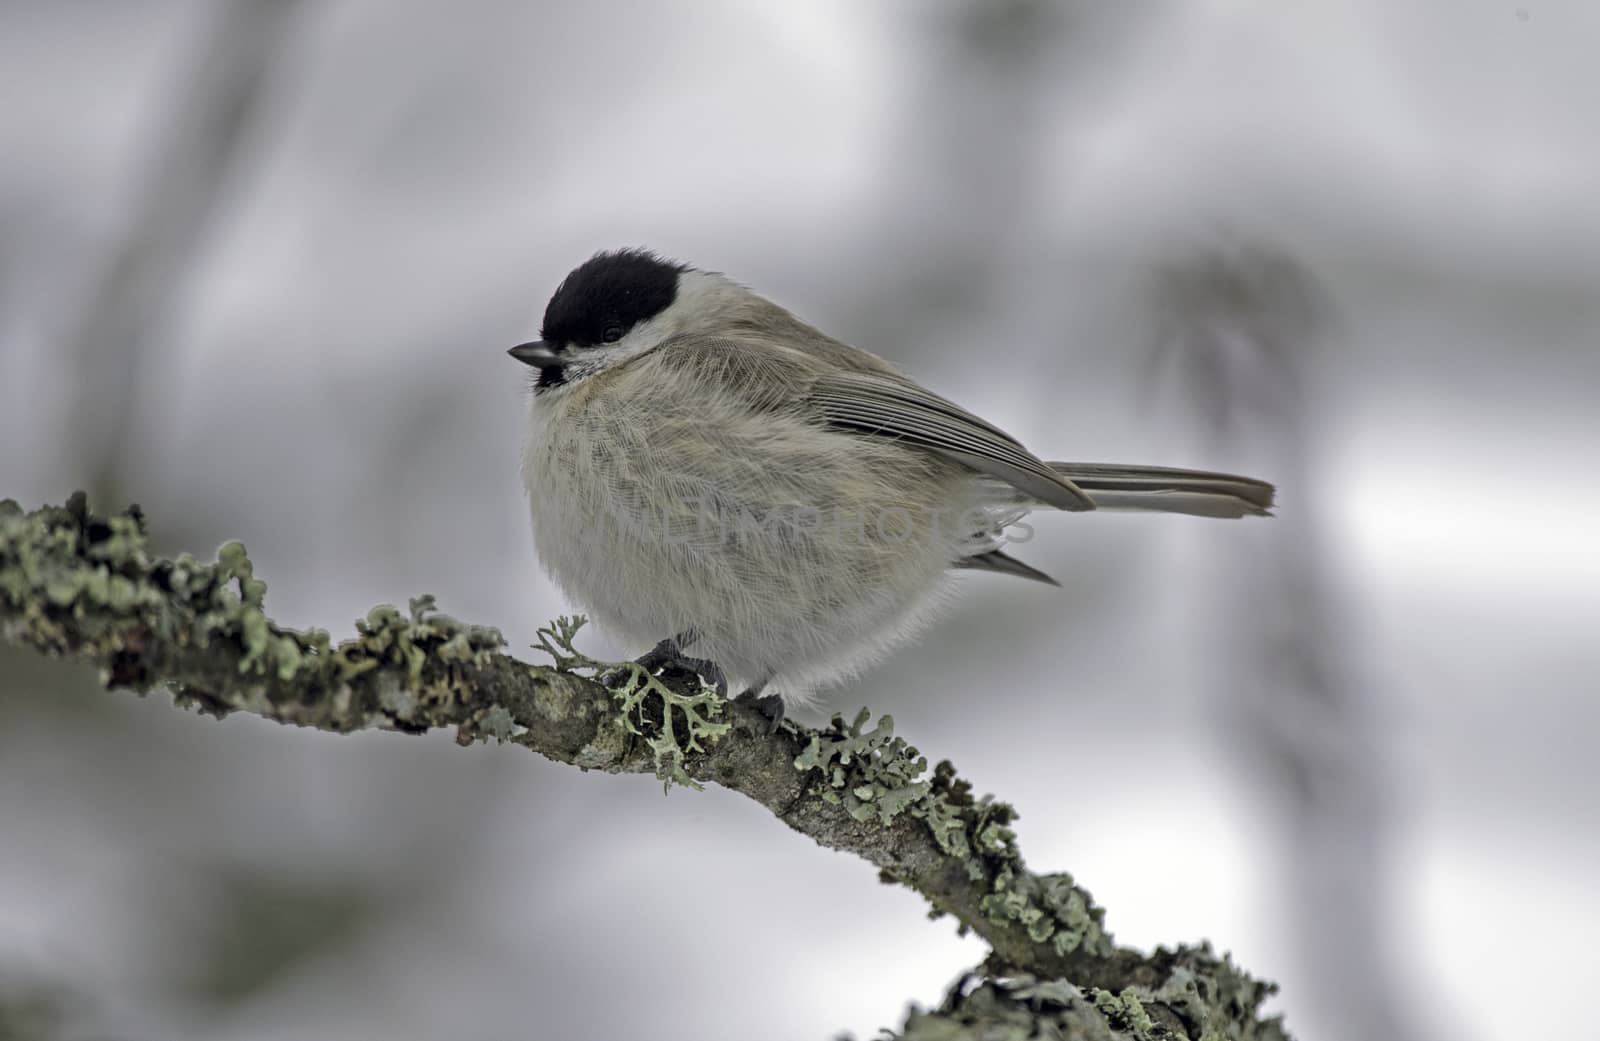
0 494 1290 1040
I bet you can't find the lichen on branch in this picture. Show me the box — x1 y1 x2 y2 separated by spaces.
0 494 1291 1040
885 955 1287 1041
536 613 731 790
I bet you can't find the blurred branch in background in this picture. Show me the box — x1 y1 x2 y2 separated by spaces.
4 7 350 1028
0 979 83 1041
851 0 1150 354
60 0 308 505
0 494 1291 1041
1149 240 1431 1041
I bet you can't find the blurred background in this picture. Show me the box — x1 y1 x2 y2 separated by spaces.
2 2 1595 1039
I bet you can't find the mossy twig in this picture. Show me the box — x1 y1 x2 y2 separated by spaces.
0 495 1290 1040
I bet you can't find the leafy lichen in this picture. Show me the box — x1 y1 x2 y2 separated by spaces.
534 615 730 791
794 709 936 826
794 708 1113 963
1144 944 1285 1041
1093 987 1158 1038
350 596 505 721
0 494 505 730
881 958 1289 1041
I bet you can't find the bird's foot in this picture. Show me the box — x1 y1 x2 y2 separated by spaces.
734 688 786 734
631 636 728 698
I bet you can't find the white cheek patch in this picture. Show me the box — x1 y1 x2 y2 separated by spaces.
558 350 619 384
536 331 660 391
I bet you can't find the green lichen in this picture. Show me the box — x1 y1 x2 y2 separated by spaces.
534 615 730 791
794 709 935 825
980 866 1105 957
882 973 1145 1041
355 596 503 686
794 709 1113 962
0 494 505 729
1144 944 1285 1041
1 497 163 620
961 793 1111 959
477 704 521 742
1093 988 1158 1039
882 959 1289 1041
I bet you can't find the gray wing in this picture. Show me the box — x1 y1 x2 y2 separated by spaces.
807 370 1095 511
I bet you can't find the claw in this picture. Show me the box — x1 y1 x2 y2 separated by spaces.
734 688 786 734
634 635 728 698
634 637 683 673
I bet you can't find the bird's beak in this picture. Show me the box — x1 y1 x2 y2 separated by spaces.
508 340 564 367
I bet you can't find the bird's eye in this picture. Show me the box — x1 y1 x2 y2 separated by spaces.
600 323 625 343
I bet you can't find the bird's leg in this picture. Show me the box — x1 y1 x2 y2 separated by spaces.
634 634 692 672
632 630 727 698
734 680 785 734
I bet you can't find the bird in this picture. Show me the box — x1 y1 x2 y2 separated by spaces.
512 248 1273 722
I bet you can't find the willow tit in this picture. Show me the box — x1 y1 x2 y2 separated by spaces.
513 249 1273 719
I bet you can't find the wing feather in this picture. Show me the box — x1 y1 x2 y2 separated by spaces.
808 372 1094 511
645 334 1095 512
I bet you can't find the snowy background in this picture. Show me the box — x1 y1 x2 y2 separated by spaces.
2 3 1596 1040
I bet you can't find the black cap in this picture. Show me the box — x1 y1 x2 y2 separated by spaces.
540 248 688 348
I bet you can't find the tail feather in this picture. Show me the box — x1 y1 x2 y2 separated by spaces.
1049 462 1275 519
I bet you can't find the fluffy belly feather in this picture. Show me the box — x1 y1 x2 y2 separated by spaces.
521 392 986 701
